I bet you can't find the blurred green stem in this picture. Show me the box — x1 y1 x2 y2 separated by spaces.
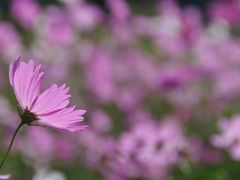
0 122 24 171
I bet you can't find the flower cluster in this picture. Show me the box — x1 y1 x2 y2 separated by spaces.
0 0 240 179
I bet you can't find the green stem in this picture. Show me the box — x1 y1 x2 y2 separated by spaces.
0 123 24 171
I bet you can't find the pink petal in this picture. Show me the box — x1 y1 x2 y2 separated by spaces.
64 125 89 132
9 56 20 86
10 57 44 110
31 84 71 115
38 106 87 132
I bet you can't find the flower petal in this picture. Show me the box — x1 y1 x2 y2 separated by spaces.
31 84 71 115
9 56 20 87
38 106 87 132
9 57 44 110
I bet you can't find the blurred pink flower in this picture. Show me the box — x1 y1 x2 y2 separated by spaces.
90 110 112 133
19 127 55 163
0 96 19 128
107 0 133 43
107 0 130 21
11 0 41 29
55 136 76 163
81 47 115 102
212 115 240 160
158 64 196 90
116 87 143 113
41 6 75 46
157 0 181 16
67 1 103 31
0 23 22 60
208 0 240 26
214 70 240 99
9 56 87 132
77 130 116 171
181 7 202 44
0 175 10 180
116 118 186 179
189 138 222 164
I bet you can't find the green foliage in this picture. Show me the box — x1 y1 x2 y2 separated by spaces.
0 153 34 179
143 93 175 119
223 106 237 118
172 156 240 180
53 159 102 180
102 103 126 137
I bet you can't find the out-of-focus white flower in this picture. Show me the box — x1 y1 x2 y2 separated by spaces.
33 169 66 180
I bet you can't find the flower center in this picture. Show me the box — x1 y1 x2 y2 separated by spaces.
21 110 38 125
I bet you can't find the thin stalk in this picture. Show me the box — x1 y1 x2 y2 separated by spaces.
0 123 24 171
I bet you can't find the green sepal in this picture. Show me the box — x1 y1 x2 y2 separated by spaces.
16 105 23 118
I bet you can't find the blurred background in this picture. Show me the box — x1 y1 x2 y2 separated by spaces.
0 0 240 179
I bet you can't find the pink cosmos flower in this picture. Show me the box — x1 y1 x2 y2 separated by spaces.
9 56 87 132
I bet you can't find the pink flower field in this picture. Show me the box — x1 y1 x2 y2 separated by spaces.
0 0 240 179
